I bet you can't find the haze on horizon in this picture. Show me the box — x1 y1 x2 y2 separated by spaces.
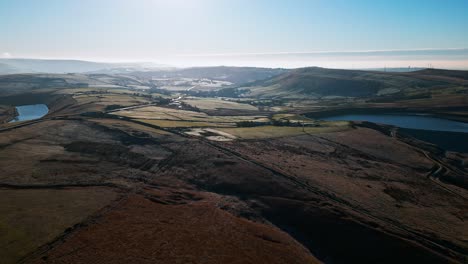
1 0 468 69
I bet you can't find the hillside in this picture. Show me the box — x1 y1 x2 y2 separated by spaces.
127 66 289 85
237 67 468 99
0 66 288 96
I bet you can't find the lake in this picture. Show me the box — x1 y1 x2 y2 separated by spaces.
321 114 468 133
9 104 49 123
320 114 468 152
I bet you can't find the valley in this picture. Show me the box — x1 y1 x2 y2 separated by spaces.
0 66 467 264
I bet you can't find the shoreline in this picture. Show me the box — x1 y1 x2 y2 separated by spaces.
0 105 18 124
304 106 468 124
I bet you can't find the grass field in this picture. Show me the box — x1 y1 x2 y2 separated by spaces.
74 93 151 107
89 118 174 136
114 106 270 124
182 98 258 111
53 88 109 94
135 119 236 128
272 113 316 125
114 106 207 120
218 123 351 139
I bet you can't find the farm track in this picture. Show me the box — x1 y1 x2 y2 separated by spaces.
390 128 467 200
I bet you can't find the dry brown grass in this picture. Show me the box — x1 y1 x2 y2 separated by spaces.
0 188 119 264
218 124 351 139
89 118 174 136
28 195 320 264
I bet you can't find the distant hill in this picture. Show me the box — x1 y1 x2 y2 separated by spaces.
363 67 425 72
0 73 144 96
0 66 288 96
404 68 468 83
127 66 289 85
0 59 167 75
235 67 468 99
0 60 283 85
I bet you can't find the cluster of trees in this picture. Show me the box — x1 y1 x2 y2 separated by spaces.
104 104 123 111
249 99 283 107
236 121 263 127
178 101 201 112
148 87 171 96
368 92 431 103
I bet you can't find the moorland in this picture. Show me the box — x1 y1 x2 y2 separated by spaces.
0 63 467 263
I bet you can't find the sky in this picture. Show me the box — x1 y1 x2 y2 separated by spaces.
1 0 468 68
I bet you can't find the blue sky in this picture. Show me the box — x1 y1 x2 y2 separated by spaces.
1 0 468 68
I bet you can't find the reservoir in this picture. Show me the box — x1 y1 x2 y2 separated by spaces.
319 114 468 152
321 114 468 133
9 104 49 123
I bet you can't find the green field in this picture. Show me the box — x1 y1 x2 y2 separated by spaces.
182 98 258 111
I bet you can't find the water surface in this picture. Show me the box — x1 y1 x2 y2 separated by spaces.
322 114 468 133
9 104 49 123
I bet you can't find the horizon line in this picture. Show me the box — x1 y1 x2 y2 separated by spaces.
1 47 468 63
176 48 468 57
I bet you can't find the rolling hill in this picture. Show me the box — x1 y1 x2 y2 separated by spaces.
236 67 468 99
127 66 289 85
